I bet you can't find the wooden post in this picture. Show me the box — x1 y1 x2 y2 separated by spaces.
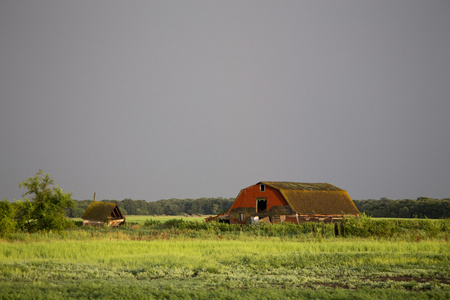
93 192 96 202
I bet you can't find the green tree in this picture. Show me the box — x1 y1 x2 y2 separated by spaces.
17 169 74 232
0 200 16 237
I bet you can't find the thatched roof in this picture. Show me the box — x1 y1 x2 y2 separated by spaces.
81 201 124 221
261 182 360 216
263 182 343 192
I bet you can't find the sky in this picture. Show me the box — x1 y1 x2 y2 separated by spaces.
1 1 449 202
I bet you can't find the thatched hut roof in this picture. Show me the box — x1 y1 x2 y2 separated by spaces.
81 201 124 221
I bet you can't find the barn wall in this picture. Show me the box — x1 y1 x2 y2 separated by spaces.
228 184 288 213
83 220 104 227
108 219 126 227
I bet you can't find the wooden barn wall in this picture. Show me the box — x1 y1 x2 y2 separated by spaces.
228 184 287 213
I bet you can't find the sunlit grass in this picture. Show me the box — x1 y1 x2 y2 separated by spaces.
1 238 448 268
1 218 449 299
127 215 210 224
1 238 448 298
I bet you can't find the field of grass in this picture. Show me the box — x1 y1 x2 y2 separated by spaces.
127 215 211 224
0 217 448 299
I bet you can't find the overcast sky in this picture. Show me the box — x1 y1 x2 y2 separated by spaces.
1 1 449 202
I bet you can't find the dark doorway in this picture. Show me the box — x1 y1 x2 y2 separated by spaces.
256 197 267 213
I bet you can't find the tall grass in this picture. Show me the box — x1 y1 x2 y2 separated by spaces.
127 215 210 224
1 238 447 267
0 237 448 299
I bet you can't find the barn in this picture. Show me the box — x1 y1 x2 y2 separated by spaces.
81 201 126 227
226 181 360 224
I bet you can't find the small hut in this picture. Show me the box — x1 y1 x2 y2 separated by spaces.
81 201 126 227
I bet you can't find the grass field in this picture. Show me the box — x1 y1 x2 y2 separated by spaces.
127 215 211 223
0 217 448 299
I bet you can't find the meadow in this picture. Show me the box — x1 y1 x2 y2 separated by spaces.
0 216 448 299
129 215 211 223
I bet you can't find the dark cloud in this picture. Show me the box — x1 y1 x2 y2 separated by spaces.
1 1 449 201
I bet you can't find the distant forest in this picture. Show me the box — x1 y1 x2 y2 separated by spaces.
68 198 235 218
67 197 449 219
353 198 449 219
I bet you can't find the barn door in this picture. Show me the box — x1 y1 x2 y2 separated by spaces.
256 197 267 213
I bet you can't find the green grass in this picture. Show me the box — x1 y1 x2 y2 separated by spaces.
1 217 448 299
127 215 210 224
1 231 449 299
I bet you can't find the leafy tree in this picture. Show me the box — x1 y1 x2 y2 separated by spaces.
66 199 90 218
0 200 16 237
122 198 138 214
16 170 74 232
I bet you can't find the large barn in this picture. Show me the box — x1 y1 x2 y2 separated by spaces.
225 181 360 224
81 201 126 227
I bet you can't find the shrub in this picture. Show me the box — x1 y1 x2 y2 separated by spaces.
0 200 16 237
143 219 162 227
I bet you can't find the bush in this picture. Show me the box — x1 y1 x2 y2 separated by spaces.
342 214 449 239
0 200 16 237
143 219 162 227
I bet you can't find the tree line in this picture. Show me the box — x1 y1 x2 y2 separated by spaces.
67 197 235 218
353 197 449 219
66 197 450 219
